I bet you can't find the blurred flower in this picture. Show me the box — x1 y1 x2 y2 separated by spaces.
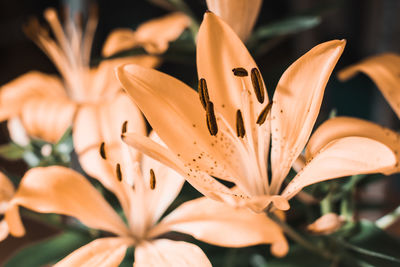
307 213 344 235
206 0 262 41
4 132 289 263
116 12 397 213
102 12 191 57
0 172 15 242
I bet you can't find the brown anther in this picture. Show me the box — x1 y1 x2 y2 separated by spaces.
257 101 273 125
251 68 265 104
150 169 156 190
198 78 210 110
232 67 248 77
116 163 122 181
236 110 246 138
99 142 106 159
206 101 218 136
121 121 128 134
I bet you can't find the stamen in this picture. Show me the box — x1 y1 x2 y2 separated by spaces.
236 109 246 138
257 101 273 125
251 68 265 104
99 142 106 159
198 78 210 109
232 67 248 77
116 163 122 181
206 101 218 136
121 121 128 134
150 169 156 190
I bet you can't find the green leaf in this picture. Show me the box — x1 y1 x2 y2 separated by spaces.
3 231 92 267
0 142 25 160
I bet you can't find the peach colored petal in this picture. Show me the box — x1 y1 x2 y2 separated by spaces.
5 166 130 237
20 97 77 143
282 137 396 200
197 12 268 128
0 220 9 242
270 40 346 194
117 64 244 187
55 237 133 267
0 172 14 213
134 239 212 267
7 117 30 146
150 197 288 256
141 132 185 225
307 213 344 235
338 53 400 118
206 0 262 41
122 132 241 204
102 13 190 56
306 116 400 174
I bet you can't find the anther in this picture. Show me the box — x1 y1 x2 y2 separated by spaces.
251 68 265 104
121 121 128 134
150 169 156 190
236 110 246 138
116 163 122 181
257 101 273 125
198 78 210 109
99 142 106 159
206 101 218 136
232 68 248 77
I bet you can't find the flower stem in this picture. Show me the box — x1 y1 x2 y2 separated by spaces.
268 212 334 260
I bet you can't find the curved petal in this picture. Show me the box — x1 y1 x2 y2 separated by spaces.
0 220 9 242
7 117 30 146
134 239 212 267
282 137 396 200
55 237 133 267
102 13 190 56
0 71 66 121
197 12 268 127
0 172 14 213
140 132 185 225
306 116 400 174
117 64 247 191
206 0 262 41
20 97 77 143
338 53 400 118
270 40 346 194
307 213 344 235
5 166 130 237
150 197 288 257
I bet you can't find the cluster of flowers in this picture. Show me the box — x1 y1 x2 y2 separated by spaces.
0 0 399 266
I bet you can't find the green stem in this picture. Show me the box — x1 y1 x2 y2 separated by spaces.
268 212 334 260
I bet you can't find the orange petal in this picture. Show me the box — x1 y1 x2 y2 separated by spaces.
0 71 66 121
140 132 185 225
150 197 288 256
306 116 400 174
338 53 400 118
20 96 77 143
134 239 212 267
307 213 344 235
206 0 262 41
0 220 9 242
55 237 133 267
270 40 346 194
5 166 130 237
197 12 268 128
282 136 396 200
102 13 190 56
0 172 15 213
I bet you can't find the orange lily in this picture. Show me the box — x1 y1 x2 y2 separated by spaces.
206 0 262 41
0 172 14 242
4 133 289 264
116 12 397 213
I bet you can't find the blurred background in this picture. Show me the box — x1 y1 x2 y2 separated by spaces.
0 0 400 265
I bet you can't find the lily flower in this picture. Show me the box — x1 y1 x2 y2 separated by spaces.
206 0 262 42
116 12 397 212
102 12 191 57
4 133 290 264
0 172 14 242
